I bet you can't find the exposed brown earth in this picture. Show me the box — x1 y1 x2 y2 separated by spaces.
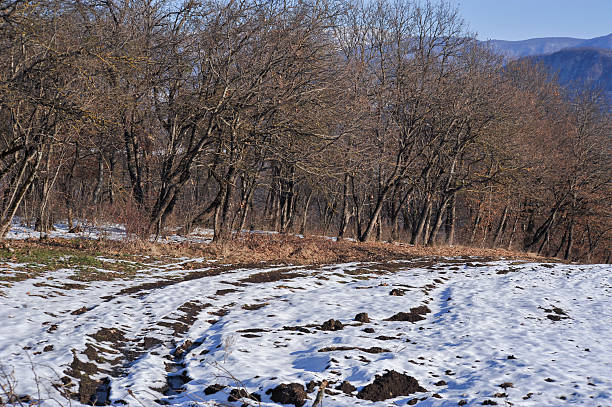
268 383 308 407
356 370 427 401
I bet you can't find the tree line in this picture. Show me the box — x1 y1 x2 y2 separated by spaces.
1 0 610 262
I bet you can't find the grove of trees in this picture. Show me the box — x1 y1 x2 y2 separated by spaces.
1 0 610 262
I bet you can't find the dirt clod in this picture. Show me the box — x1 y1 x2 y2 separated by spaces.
306 381 318 393
434 380 447 386
269 383 308 406
385 305 431 322
336 381 356 394
204 384 226 395
355 312 370 323
356 370 426 401
228 388 260 403
71 306 88 315
363 327 375 333
321 319 344 331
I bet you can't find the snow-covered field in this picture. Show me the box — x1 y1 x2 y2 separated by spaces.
0 243 611 406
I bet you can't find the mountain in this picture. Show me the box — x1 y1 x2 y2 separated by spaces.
580 33 612 49
487 37 585 58
526 47 612 101
486 33 612 59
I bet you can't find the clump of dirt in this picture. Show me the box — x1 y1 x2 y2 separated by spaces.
227 388 261 403
65 353 111 405
336 381 356 394
240 269 306 284
389 289 406 296
385 305 431 322
142 337 163 350
355 313 370 323
542 306 569 322
215 288 238 296
71 306 88 315
363 327 375 333
283 326 311 334
90 327 126 343
375 335 396 341
204 384 226 395
357 370 426 401
268 383 308 406
434 380 447 386
318 346 390 354
320 319 344 331
306 381 317 393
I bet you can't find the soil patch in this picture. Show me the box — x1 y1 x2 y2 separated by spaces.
336 380 356 394
385 305 431 322
283 326 311 334
204 384 226 395
90 327 126 344
357 370 427 401
215 288 238 296
354 312 370 323
240 269 306 284
318 346 390 354
227 389 261 403
320 319 344 331
268 383 308 407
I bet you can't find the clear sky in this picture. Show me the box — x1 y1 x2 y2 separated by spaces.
455 0 612 41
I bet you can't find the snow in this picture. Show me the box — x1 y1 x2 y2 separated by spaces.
0 233 610 406
5 219 214 244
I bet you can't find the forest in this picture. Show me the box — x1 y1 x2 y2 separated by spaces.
1 0 610 262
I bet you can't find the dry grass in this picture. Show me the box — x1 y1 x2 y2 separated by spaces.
1 233 558 266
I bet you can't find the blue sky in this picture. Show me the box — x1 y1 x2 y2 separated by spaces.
456 0 612 41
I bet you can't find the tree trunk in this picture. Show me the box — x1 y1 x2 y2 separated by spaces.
299 189 313 235
338 174 351 240
428 195 452 246
492 204 509 247
411 197 431 245
0 148 45 239
445 193 456 246
469 202 483 244
507 214 519 250
564 218 574 260
93 152 104 205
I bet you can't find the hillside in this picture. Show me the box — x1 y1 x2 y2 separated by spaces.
526 47 612 99
487 33 612 58
486 33 612 101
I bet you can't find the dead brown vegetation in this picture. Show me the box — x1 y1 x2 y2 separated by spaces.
2 233 555 266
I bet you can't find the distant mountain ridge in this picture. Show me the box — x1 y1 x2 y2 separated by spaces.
526 47 612 100
486 34 612 103
486 33 612 59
